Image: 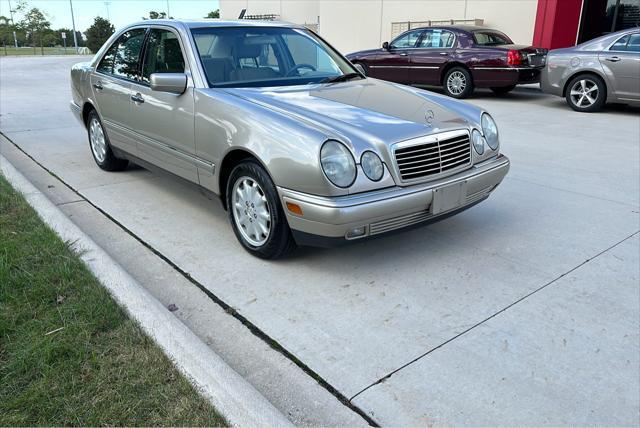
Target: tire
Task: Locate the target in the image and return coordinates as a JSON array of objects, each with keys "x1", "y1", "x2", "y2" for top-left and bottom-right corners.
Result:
[
  {"x1": 87, "y1": 110, "x2": 128, "y2": 171},
  {"x1": 443, "y1": 66, "x2": 474, "y2": 99},
  {"x1": 565, "y1": 74, "x2": 606, "y2": 112},
  {"x1": 226, "y1": 160, "x2": 296, "y2": 259},
  {"x1": 490, "y1": 85, "x2": 516, "y2": 95}
]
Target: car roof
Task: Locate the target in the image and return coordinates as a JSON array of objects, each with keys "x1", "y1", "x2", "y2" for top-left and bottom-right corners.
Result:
[
  {"x1": 407, "y1": 25, "x2": 502, "y2": 33},
  {"x1": 124, "y1": 18, "x2": 304, "y2": 30}
]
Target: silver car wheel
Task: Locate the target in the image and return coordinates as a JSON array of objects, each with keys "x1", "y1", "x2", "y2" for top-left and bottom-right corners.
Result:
[
  {"x1": 569, "y1": 79, "x2": 599, "y2": 108},
  {"x1": 232, "y1": 176, "x2": 271, "y2": 247},
  {"x1": 89, "y1": 117, "x2": 107, "y2": 163},
  {"x1": 447, "y1": 71, "x2": 466, "y2": 95}
]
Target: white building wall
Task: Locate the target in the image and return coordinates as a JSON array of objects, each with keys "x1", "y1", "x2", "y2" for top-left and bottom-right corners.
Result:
[{"x1": 219, "y1": 0, "x2": 538, "y2": 54}]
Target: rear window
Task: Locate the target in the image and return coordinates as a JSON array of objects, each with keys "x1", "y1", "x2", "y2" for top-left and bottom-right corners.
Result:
[{"x1": 473, "y1": 31, "x2": 513, "y2": 46}]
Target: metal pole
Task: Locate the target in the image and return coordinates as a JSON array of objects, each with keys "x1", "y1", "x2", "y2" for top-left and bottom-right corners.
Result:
[
  {"x1": 69, "y1": 0, "x2": 79, "y2": 53},
  {"x1": 166, "y1": 0, "x2": 170, "y2": 18},
  {"x1": 7, "y1": 0, "x2": 15, "y2": 25}
]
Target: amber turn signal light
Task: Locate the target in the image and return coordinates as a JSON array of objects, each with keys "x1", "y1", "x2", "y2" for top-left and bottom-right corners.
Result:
[{"x1": 286, "y1": 202, "x2": 303, "y2": 216}]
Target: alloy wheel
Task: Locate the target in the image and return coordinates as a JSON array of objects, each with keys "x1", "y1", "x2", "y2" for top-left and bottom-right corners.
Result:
[
  {"x1": 447, "y1": 71, "x2": 466, "y2": 95},
  {"x1": 89, "y1": 117, "x2": 107, "y2": 163},
  {"x1": 232, "y1": 176, "x2": 271, "y2": 247},
  {"x1": 570, "y1": 79, "x2": 599, "y2": 108}
]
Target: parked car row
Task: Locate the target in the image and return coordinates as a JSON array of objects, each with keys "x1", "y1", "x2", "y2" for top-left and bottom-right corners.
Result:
[{"x1": 346, "y1": 25, "x2": 640, "y2": 112}]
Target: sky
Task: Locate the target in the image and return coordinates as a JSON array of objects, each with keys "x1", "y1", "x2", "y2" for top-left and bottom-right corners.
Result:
[{"x1": 0, "y1": 0, "x2": 220, "y2": 32}]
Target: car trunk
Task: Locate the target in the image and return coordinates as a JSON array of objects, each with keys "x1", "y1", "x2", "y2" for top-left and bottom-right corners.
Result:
[{"x1": 495, "y1": 44, "x2": 548, "y2": 67}]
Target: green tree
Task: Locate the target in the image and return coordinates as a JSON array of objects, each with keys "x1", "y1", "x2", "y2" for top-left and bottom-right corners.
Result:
[
  {"x1": 18, "y1": 7, "x2": 50, "y2": 53},
  {"x1": 84, "y1": 16, "x2": 114, "y2": 53},
  {"x1": 143, "y1": 11, "x2": 168, "y2": 20},
  {"x1": 205, "y1": 9, "x2": 220, "y2": 18}
]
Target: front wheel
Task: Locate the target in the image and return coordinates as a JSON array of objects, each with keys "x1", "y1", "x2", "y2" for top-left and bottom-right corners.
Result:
[
  {"x1": 565, "y1": 75, "x2": 606, "y2": 112},
  {"x1": 443, "y1": 67, "x2": 474, "y2": 99},
  {"x1": 226, "y1": 160, "x2": 296, "y2": 259}
]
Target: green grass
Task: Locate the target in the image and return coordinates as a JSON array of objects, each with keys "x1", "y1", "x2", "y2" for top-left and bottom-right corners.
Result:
[
  {"x1": 0, "y1": 46, "x2": 91, "y2": 56},
  {"x1": 0, "y1": 175, "x2": 226, "y2": 426}
]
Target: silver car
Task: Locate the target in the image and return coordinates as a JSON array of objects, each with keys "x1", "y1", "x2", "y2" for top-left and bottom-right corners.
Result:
[
  {"x1": 541, "y1": 28, "x2": 640, "y2": 112},
  {"x1": 70, "y1": 20, "x2": 509, "y2": 259}
]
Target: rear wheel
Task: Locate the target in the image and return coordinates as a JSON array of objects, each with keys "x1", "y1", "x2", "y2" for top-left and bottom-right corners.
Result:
[
  {"x1": 443, "y1": 66, "x2": 474, "y2": 99},
  {"x1": 490, "y1": 85, "x2": 516, "y2": 95},
  {"x1": 226, "y1": 160, "x2": 296, "y2": 259},
  {"x1": 87, "y1": 110, "x2": 128, "y2": 171},
  {"x1": 565, "y1": 74, "x2": 606, "y2": 112}
]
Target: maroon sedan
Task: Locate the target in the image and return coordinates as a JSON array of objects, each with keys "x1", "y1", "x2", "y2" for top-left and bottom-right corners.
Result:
[{"x1": 346, "y1": 26, "x2": 547, "y2": 99}]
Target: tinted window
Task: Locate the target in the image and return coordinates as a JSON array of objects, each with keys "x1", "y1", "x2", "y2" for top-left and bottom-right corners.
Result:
[
  {"x1": 473, "y1": 31, "x2": 513, "y2": 46},
  {"x1": 191, "y1": 27, "x2": 356, "y2": 88},
  {"x1": 390, "y1": 30, "x2": 421, "y2": 48},
  {"x1": 97, "y1": 42, "x2": 118, "y2": 74},
  {"x1": 142, "y1": 29, "x2": 186, "y2": 84},
  {"x1": 112, "y1": 29, "x2": 146, "y2": 80},
  {"x1": 418, "y1": 29, "x2": 455, "y2": 48},
  {"x1": 610, "y1": 34, "x2": 630, "y2": 50},
  {"x1": 625, "y1": 33, "x2": 640, "y2": 52}
]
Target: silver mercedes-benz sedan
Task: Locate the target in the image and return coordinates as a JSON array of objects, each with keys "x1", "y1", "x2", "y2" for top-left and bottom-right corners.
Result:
[
  {"x1": 541, "y1": 28, "x2": 640, "y2": 112},
  {"x1": 70, "y1": 19, "x2": 509, "y2": 259}
]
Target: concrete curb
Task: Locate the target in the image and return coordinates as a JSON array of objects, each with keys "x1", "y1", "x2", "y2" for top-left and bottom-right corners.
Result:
[{"x1": 0, "y1": 154, "x2": 293, "y2": 428}]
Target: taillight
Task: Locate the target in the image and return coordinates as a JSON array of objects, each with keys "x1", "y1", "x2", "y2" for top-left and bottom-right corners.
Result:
[{"x1": 507, "y1": 50, "x2": 523, "y2": 66}]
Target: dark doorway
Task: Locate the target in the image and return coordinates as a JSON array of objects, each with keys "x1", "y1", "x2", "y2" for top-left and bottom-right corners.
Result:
[{"x1": 578, "y1": 0, "x2": 640, "y2": 43}]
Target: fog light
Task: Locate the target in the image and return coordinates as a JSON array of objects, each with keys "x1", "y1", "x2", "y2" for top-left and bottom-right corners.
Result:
[{"x1": 345, "y1": 226, "x2": 367, "y2": 239}]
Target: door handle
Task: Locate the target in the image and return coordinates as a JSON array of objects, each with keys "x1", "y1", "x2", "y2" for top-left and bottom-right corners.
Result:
[
  {"x1": 606, "y1": 56, "x2": 621, "y2": 62},
  {"x1": 439, "y1": 52, "x2": 449, "y2": 56},
  {"x1": 399, "y1": 52, "x2": 408, "y2": 56},
  {"x1": 131, "y1": 93, "x2": 144, "y2": 104},
  {"x1": 92, "y1": 81, "x2": 103, "y2": 90}
]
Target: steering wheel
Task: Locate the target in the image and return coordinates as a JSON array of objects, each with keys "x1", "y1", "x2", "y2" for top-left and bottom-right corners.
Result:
[{"x1": 286, "y1": 63, "x2": 317, "y2": 77}]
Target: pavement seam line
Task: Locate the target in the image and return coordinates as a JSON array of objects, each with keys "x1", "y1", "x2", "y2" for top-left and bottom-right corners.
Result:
[
  {"x1": 348, "y1": 229, "x2": 640, "y2": 402},
  {"x1": 0, "y1": 153, "x2": 293, "y2": 428},
  {"x1": 0, "y1": 132, "x2": 380, "y2": 427}
]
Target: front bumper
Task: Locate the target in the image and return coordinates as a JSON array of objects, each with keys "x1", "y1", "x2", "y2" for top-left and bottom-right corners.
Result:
[{"x1": 279, "y1": 154, "x2": 510, "y2": 247}]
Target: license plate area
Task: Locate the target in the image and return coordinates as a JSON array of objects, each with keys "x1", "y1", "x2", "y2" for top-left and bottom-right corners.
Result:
[{"x1": 431, "y1": 181, "x2": 467, "y2": 215}]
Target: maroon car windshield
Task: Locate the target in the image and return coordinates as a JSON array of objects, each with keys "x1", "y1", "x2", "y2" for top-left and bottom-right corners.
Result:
[{"x1": 472, "y1": 31, "x2": 513, "y2": 46}]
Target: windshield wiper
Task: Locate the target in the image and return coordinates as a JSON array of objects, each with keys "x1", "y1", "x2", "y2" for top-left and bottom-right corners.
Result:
[{"x1": 319, "y1": 73, "x2": 363, "y2": 84}]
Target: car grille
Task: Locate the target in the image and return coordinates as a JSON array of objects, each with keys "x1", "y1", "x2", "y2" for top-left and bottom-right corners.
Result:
[{"x1": 394, "y1": 132, "x2": 471, "y2": 182}]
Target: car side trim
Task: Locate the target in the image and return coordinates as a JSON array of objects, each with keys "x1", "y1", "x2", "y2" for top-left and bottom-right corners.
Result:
[
  {"x1": 370, "y1": 65, "x2": 439, "y2": 69},
  {"x1": 105, "y1": 120, "x2": 215, "y2": 173}
]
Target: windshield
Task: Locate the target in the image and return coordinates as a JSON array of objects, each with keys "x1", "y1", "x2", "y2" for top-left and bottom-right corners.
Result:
[
  {"x1": 472, "y1": 31, "x2": 513, "y2": 46},
  {"x1": 191, "y1": 26, "x2": 359, "y2": 88}
]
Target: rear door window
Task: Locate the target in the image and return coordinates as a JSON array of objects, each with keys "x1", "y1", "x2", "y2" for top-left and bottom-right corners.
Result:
[
  {"x1": 112, "y1": 28, "x2": 147, "y2": 81},
  {"x1": 610, "y1": 35, "x2": 630, "y2": 51},
  {"x1": 418, "y1": 29, "x2": 455, "y2": 48}
]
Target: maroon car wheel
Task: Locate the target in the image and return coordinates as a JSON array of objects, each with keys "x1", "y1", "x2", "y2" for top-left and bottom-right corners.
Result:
[{"x1": 443, "y1": 67, "x2": 474, "y2": 99}]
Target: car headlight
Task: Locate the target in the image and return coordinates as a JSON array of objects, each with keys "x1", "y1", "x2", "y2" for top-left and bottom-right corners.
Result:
[
  {"x1": 320, "y1": 140, "x2": 356, "y2": 188},
  {"x1": 481, "y1": 113, "x2": 499, "y2": 150},
  {"x1": 472, "y1": 129, "x2": 485, "y2": 155},
  {"x1": 361, "y1": 151, "x2": 383, "y2": 181}
]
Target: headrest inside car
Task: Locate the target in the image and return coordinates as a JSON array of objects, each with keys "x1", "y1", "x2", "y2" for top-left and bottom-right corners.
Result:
[{"x1": 235, "y1": 43, "x2": 262, "y2": 59}]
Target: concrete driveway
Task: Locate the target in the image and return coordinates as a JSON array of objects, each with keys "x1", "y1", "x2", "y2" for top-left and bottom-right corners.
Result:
[{"x1": 1, "y1": 56, "x2": 638, "y2": 426}]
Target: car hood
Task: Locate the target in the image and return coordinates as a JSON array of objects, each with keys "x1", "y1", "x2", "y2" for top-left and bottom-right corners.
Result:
[{"x1": 222, "y1": 78, "x2": 472, "y2": 146}]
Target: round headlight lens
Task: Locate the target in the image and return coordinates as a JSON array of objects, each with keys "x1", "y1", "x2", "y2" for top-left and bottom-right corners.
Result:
[
  {"x1": 481, "y1": 113, "x2": 499, "y2": 150},
  {"x1": 472, "y1": 129, "x2": 485, "y2": 155},
  {"x1": 361, "y1": 151, "x2": 384, "y2": 181},
  {"x1": 320, "y1": 140, "x2": 356, "y2": 188}
]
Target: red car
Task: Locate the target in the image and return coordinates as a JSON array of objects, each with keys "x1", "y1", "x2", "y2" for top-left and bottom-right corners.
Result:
[{"x1": 346, "y1": 25, "x2": 547, "y2": 99}]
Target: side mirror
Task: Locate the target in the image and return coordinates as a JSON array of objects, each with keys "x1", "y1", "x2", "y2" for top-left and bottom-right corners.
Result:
[
  {"x1": 382, "y1": 41, "x2": 389, "y2": 50},
  {"x1": 150, "y1": 73, "x2": 187, "y2": 94}
]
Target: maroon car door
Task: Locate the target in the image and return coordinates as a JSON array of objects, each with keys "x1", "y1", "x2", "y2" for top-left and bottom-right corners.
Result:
[
  {"x1": 409, "y1": 29, "x2": 457, "y2": 85},
  {"x1": 369, "y1": 30, "x2": 421, "y2": 84}
]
